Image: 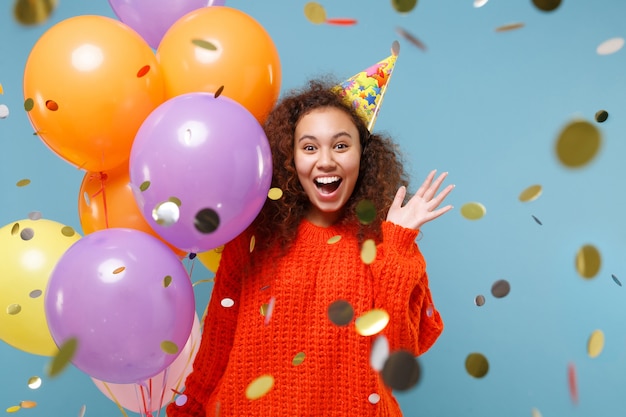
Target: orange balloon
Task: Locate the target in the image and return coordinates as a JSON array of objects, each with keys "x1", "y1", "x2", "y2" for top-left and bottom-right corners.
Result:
[
  {"x1": 156, "y1": 6, "x2": 281, "y2": 123},
  {"x1": 23, "y1": 15, "x2": 165, "y2": 172},
  {"x1": 78, "y1": 164, "x2": 186, "y2": 258}
]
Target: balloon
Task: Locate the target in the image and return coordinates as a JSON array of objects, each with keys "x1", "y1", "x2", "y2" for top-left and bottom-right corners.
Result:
[
  {"x1": 92, "y1": 313, "x2": 201, "y2": 414},
  {"x1": 129, "y1": 93, "x2": 272, "y2": 253},
  {"x1": 108, "y1": 0, "x2": 226, "y2": 50},
  {"x1": 197, "y1": 245, "x2": 223, "y2": 273},
  {"x1": 0, "y1": 218, "x2": 81, "y2": 356},
  {"x1": 156, "y1": 6, "x2": 281, "y2": 123},
  {"x1": 44, "y1": 228, "x2": 195, "y2": 383},
  {"x1": 78, "y1": 164, "x2": 187, "y2": 258},
  {"x1": 23, "y1": 15, "x2": 165, "y2": 172}
]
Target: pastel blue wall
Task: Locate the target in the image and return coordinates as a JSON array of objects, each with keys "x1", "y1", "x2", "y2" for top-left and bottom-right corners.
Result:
[{"x1": 2, "y1": 1, "x2": 625, "y2": 416}]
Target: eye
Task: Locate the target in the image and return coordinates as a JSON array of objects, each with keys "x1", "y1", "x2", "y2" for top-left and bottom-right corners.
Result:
[
  {"x1": 303, "y1": 144, "x2": 316, "y2": 152},
  {"x1": 335, "y1": 143, "x2": 348, "y2": 150}
]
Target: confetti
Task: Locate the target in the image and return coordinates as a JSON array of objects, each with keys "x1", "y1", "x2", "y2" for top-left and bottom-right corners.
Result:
[
  {"x1": 381, "y1": 350, "x2": 421, "y2": 391},
  {"x1": 532, "y1": 0, "x2": 561, "y2": 12},
  {"x1": 161, "y1": 340, "x2": 179, "y2": 355},
  {"x1": 531, "y1": 215, "x2": 543, "y2": 225},
  {"x1": 214, "y1": 85, "x2": 224, "y2": 98},
  {"x1": 368, "y1": 393, "x2": 381, "y2": 404},
  {"x1": 327, "y1": 299, "x2": 354, "y2": 326},
  {"x1": 16, "y1": 178, "x2": 31, "y2": 187},
  {"x1": 163, "y1": 275, "x2": 173, "y2": 287},
  {"x1": 292, "y1": 352, "x2": 306, "y2": 366},
  {"x1": 611, "y1": 274, "x2": 622, "y2": 286},
  {"x1": 575, "y1": 244, "x2": 601, "y2": 279},
  {"x1": 597, "y1": 37, "x2": 624, "y2": 55},
  {"x1": 13, "y1": 0, "x2": 58, "y2": 25},
  {"x1": 491, "y1": 279, "x2": 510, "y2": 298},
  {"x1": 495, "y1": 22, "x2": 525, "y2": 32},
  {"x1": 221, "y1": 298, "x2": 235, "y2": 308},
  {"x1": 27, "y1": 376, "x2": 42, "y2": 389},
  {"x1": 326, "y1": 18, "x2": 358, "y2": 26},
  {"x1": 568, "y1": 362, "x2": 578, "y2": 404},
  {"x1": 473, "y1": 0, "x2": 488, "y2": 7},
  {"x1": 595, "y1": 110, "x2": 609, "y2": 123},
  {"x1": 268, "y1": 187, "x2": 283, "y2": 200},
  {"x1": 460, "y1": 202, "x2": 486, "y2": 220},
  {"x1": 195, "y1": 208, "x2": 220, "y2": 233},
  {"x1": 303, "y1": 2, "x2": 326, "y2": 24},
  {"x1": 45, "y1": 100, "x2": 59, "y2": 111},
  {"x1": 136, "y1": 65, "x2": 151, "y2": 77},
  {"x1": 139, "y1": 181, "x2": 151, "y2": 191},
  {"x1": 0, "y1": 104, "x2": 9, "y2": 119},
  {"x1": 587, "y1": 329, "x2": 605, "y2": 358},
  {"x1": 245, "y1": 375, "x2": 275, "y2": 400},
  {"x1": 47, "y1": 337, "x2": 78, "y2": 377},
  {"x1": 327, "y1": 235, "x2": 342, "y2": 244},
  {"x1": 360, "y1": 239, "x2": 377, "y2": 264},
  {"x1": 19, "y1": 401, "x2": 36, "y2": 409},
  {"x1": 465, "y1": 352, "x2": 489, "y2": 378},
  {"x1": 555, "y1": 120, "x2": 601, "y2": 168},
  {"x1": 356, "y1": 199, "x2": 376, "y2": 225},
  {"x1": 355, "y1": 309, "x2": 389, "y2": 336},
  {"x1": 191, "y1": 39, "x2": 217, "y2": 50},
  {"x1": 370, "y1": 335, "x2": 390, "y2": 372},
  {"x1": 391, "y1": 0, "x2": 418, "y2": 13},
  {"x1": 395, "y1": 27, "x2": 427, "y2": 51},
  {"x1": 152, "y1": 201, "x2": 180, "y2": 226},
  {"x1": 474, "y1": 295, "x2": 485, "y2": 306},
  {"x1": 519, "y1": 184, "x2": 542, "y2": 202}
]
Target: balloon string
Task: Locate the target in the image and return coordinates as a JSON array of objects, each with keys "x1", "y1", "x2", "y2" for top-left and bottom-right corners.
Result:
[
  {"x1": 101, "y1": 172, "x2": 110, "y2": 229},
  {"x1": 156, "y1": 366, "x2": 169, "y2": 417},
  {"x1": 101, "y1": 382, "x2": 130, "y2": 417},
  {"x1": 139, "y1": 382, "x2": 150, "y2": 416}
]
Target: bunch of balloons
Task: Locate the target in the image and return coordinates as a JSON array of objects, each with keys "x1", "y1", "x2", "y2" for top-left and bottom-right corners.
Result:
[{"x1": 3, "y1": 0, "x2": 282, "y2": 414}]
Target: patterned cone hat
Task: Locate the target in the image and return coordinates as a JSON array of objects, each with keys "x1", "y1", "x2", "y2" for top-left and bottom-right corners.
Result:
[{"x1": 335, "y1": 41, "x2": 400, "y2": 132}]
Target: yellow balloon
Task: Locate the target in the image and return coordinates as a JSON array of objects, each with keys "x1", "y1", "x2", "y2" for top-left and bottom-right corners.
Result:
[
  {"x1": 197, "y1": 245, "x2": 224, "y2": 273},
  {"x1": 0, "y1": 218, "x2": 81, "y2": 356}
]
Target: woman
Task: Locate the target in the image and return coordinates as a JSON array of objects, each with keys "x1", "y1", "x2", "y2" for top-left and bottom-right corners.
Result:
[{"x1": 167, "y1": 79, "x2": 454, "y2": 417}]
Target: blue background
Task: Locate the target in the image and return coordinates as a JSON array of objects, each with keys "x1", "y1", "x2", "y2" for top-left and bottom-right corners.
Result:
[{"x1": 2, "y1": 1, "x2": 625, "y2": 416}]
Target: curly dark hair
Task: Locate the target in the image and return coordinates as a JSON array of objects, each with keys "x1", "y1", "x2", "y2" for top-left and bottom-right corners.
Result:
[{"x1": 251, "y1": 77, "x2": 410, "y2": 252}]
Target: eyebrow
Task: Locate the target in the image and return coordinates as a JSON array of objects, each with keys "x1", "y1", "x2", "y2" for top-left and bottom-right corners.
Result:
[{"x1": 297, "y1": 131, "x2": 354, "y2": 143}]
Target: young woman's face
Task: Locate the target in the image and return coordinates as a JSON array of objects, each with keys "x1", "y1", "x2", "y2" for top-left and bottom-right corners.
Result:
[{"x1": 294, "y1": 106, "x2": 362, "y2": 227}]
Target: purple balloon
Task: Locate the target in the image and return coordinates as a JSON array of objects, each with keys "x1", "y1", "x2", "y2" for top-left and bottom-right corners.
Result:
[
  {"x1": 129, "y1": 92, "x2": 272, "y2": 253},
  {"x1": 44, "y1": 228, "x2": 195, "y2": 384},
  {"x1": 108, "y1": 0, "x2": 226, "y2": 49}
]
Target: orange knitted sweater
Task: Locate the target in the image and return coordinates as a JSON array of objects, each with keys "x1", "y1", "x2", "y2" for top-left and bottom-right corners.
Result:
[{"x1": 166, "y1": 220, "x2": 443, "y2": 417}]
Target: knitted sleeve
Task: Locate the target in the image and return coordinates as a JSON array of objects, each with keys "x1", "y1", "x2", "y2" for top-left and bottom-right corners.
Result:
[
  {"x1": 166, "y1": 232, "x2": 249, "y2": 417},
  {"x1": 370, "y1": 221, "x2": 444, "y2": 356}
]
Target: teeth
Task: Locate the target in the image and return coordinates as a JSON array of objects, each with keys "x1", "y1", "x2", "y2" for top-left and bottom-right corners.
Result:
[{"x1": 315, "y1": 176, "x2": 341, "y2": 184}]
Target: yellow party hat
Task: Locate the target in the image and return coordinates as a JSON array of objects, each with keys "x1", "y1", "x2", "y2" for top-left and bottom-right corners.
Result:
[{"x1": 335, "y1": 41, "x2": 400, "y2": 132}]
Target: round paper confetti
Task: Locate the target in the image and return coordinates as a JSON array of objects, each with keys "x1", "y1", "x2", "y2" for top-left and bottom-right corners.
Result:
[
  {"x1": 29, "y1": 289, "x2": 42, "y2": 298},
  {"x1": 519, "y1": 184, "x2": 542, "y2": 202},
  {"x1": 136, "y1": 65, "x2": 150, "y2": 78},
  {"x1": 597, "y1": 37, "x2": 625, "y2": 55},
  {"x1": 531, "y1": 407, "x2": 543, "y2": 417},
  {"x1": 356, "y1": 199, "x2": 377, "y2": 225},
  {"x1": 161, "y1": 340, "x2": 179, "y2": 355},
  {"x1": 292, "y1": 352, "x2": 306, "y2": 366},
  {"x1": 163, "y1": 275, "x2": 173, "y2": 287},
  {"x1": 395, "y1": 27, "x2": 427, "y2": 51},
  {"x1": 16, "y1": 179, "x2": 31, "y2": 187},
  {"x1": 576, "y1": 244, "x2": 601, "y2": 279},
  {"x1": 6, "y1": 406, "x2": 20, "y2": 413},
  {"x1": 7, "y1": 304, "x2": 21, "y2": 315},
  {"x1": 460, "y1": 202, "x2": 486, "y2": 220},
  {"x1": 0, "y1": 104, "x2": 9, "y2": 119},
  {"x1": 370, "y1": 335, "x2": 390, "y2": 371},
  {"x1": 245, "y1": 374, "x2": 275, "y2": 400},
  {"x1": 28, "y1": 211, "x2": 42, "y2": 220},
  {"x1": 555, "y1": 120, "x2": 601, "y2": 168},
  {"x1": 78, "y1": 405, "x2": 86, "y2": 417},
  {"x1": 191, "y1": 39, "x2": 217, "y2": 50},
  {"x1": 175, "y1": 395, "x2": 188, "y2": 406},
  {"x1": 475, "y1": 295, "x2": 485, "y2": 307},
  {"x1": 221, "y1": 298, "x2": 235, "y2": 308},
  {"x1": 250, "y1": 235, "x2": 256, "y2": 253},
  {"x1": 195, "y1": 208, "x2": 220, "y2": 233},
  {"x1": 355, "y1": 309, "x2": 390, "y2": 336},
  {"x1": 611, "y1": 274, "x2": 622, "y2": 286},
  {"x1": 13, "y1": 0, "x2": 58, "y2": 25},
  {"x1": 595, "y1": 110, "x2": 609, "y2": 123},
  {"x1": 20, "y1": 228, "x2": 35, "y2": 241},
  {"x1": 495, "y1": 22, "x2": 524, "y2": 32},
  {"x1": 368, "y1": 393, "x2": 381, "y2": 404},
  {"x1": 214, "y1": 85, "x2": 224, "y2": 98},
  {"x1": 152, "y1": 201, "x2": 180, "y2": 226},
  {"x1": 61, "y1": 226, "x2": 76, "y2": 237},
  {"x1": 381, "y1": 350, "x2": 421, "y2": 391},
  {"x1": 47, "y1": 337, "x2": 78, "y2": 377},
  {"x1": 531, "y1": 215, "x2": 543, "y2": 225},
  {"x1": 532, "y1": 0, "x2": 561, "y2": 12},
  {"x1": 568, "y1": 362, "x2": 578, "y2": 404},
  {"x1": 304, "y1": 2, "x2": 326, "y2": 24},
  {"x1": 268, "y1": 187, "x2": 283, "y2": 200},
  {"x1": 19, "y1": 401, "x2": 36, "y2": 409},
  {"x1": 361, "y1": 239, "x2": 377, "y2": 264},
  {"x1": 473, "y1": 0, "x2": 488, "y2": 7},
  {"x1": 328, "y1": 299, "x2": 354, "y2": 326},
  {"x1": 465, "y1": 352, "x2": 489, "y2": 378},
  {"x1": 327, "y1": 235, "x2": 342, "y2": 244},
  {"x1": 587, "y1": 329, "x2": 604, "y2": 358},
  {"x1": 391, "y1": 0, "x2": 418, "y2": 13},
  {"x1": 491, "y1": 279, "x2": 510, "y2": 298},
  {"x1": 27, "y1": 376, "x2": 42, "y2": 389}
]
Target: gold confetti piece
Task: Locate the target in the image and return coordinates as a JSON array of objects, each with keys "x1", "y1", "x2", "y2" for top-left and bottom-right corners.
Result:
[
  {"x1": 195, "y1": 208, "x2": 220, "y2": 234},
  {"x1": 495, "y1": 22, "x2": 525, "y2": 32},
  {"x1": 169, "y1": 196, "x2": 182, "y2": 206},
  {"x1": 78, "y1": 405, "x2": 86, "y2": 417},
  {"x1": 475, "y1": 295, "x2": 485, "y2": 306},
  {"x1": 7, "y1": 304, "x2": 22, "y2": 315},
  {"x1": 267, "y1": 187, "x2": 283, "y2": 200},
  {"x1": 153, "y1": 201, "x2": 180, "y2": 226},
  {"x1": 391, "y1": 0, "x2": 418, "y2": 13},
  {"x1": 395, "y1": 27, "x2": 427, "y2": 51},
  {"x1": 597, "y1": 37, "x2": 624, "y2": 55},
  {"x1": 460, "y1": 202, "x2": 486, "y2": 220},
  {"x1": 381, "y1": 350, "x2": 421, "y2": 391},
  {"x1": 192, "y1": 278, "x2": 214, "y2": 287},
  {"x1": 260, "y1": 303, "x2": 268, "y2": 316},
  {"x1": 191, "y1": 39, "x2": 217, "y2": 50},
  {"x1": 555, "y1": 119, "x2": 601, "y2": 168},
  {"x1": 163, "y1": 275, "x2": 173, "y2": 287},
  {"x1": 136, "y1": 65, "x2": 151, "y2": 78},
  {"x1": 587, "y1": 329, "x2": 605, "y2": 358},
  {"x1": 245, "y1": 374, "x2": 274, "y2": 400},
  {"x1": 361, "y1": 239, "x2": 377, "y2": 264},
  {"x1": 47, "y1": 337, "x2": 78, "y2": 378},
  {"x1": 161, "y1": 340, "x2": 179, "y2": 355},
  {"x1": 292, "y1": 352, "x2": 306, "y2": 366},
  {"x1": 112, "y1": 266, "x2": 125, "y2": 274},
  {"x1": 139, "y1": 181, "x2": 151, "y2": 191},
  {"x1": 576, "y1": 244, "x2": 601, "y2": 279},
  {"x1": 20, "y1": 228, "x2": 34, "y2": 241},
  {"x1": 531, "y1": 407, "x2": 543, "y2": 417},
  {"x1": 16, "y1": 178, "x2": 31, "y2": 187},
  {"x1": 250, "y1": 235, "x2": 256, "y2": 253},
  {"x1": 24, "y1": 98, "x2": 34, "y2": 111},
  {"x1": 491, "y1": 279, "x2": 510, "y2": 298},
  {"x1": 11, "y1": 223, "x2": 19, "y2": 235},
  {"x1": 327, "y1": 235, "x2": 342, "y2": 244},
  {"x1": 61, "y1": 226, "x2": 76, "y2": 237},
  {"x1": 214, "y1": 85, "x2": 224, "y2": 98},
  {"x1": 6, "y1": 406, "x2": 20, "y2": 413},
  {"x1": 532, "y1": 0, "x2": 561, "y2": 11},
  {"x1": 519, "y1": 184, "x2": 542, "y2": 202},
  {"x1": 27, "y1": 376, "x2": 42, "y2": 389},
  {"x1": 356, "y1": 199, "x2": 376, "y2": 225},
  {"x1": 303, "y1": 2, "x2": 326, "y2": 24},
  {"x1": 19, "y1": 401, "x2": 36, "y2": 409},
  {"x1": 45, "y1": 100, "x2": 58, "y2": 111},
  {"x1": 355, "y1": 308, "x2": 389, "y2": 336},
  {"x1": 465, "y1": 352, "x2": 489, "y2": 378},
  {"x1": 328, "y1": 299, "x2": 354, "y2": 326},
  {"x1": 595, "y1": 110, "x2": 609, "y2": 123},
  {"x1": 13, "y1": 0, "x2": 58, "y2": 25},
  {"x1": 0, "y1": 83, "x2": 3, "y2": 94}
]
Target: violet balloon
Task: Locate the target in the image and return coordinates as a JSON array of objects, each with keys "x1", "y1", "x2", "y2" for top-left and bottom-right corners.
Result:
[
  {"x1": 44, "y1": 228, "x2": 195, "y2": 384},
  {"x1": 129, "y1": 92, "x2": 272, "y2": 253},
  {"x1": 108, "y1": 0, "x2": 226, "y2": 49}
]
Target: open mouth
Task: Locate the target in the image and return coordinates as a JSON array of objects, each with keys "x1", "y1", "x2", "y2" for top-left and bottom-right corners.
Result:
[{"x1": 315, "y1": 176, "x2": 342, "y2": 194}]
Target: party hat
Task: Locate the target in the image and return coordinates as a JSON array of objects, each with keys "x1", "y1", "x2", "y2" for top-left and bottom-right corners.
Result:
[{"x1": 335, "y1": 41, "x2": 400, "y2": 132}]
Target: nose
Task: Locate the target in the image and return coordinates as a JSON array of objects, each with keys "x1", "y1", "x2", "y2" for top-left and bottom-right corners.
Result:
[{"x1": 316, "y1": 148, "x2": 336, "y2": 170}]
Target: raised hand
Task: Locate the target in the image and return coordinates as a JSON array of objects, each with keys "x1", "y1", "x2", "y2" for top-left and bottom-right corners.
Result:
[{"x1": 386, "y1": 169, "x2": 454, "y2": 231}]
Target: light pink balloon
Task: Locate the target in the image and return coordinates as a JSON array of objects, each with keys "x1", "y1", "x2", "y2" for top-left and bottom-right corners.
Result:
[{"x1": 91, "y1": 313, "x2": 201, "y2": 413}]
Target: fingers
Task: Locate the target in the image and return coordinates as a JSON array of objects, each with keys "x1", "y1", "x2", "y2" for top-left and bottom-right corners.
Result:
[
  {"x1": 423, "y1": 171, "x2": 449, "y2": 201},
  {"x1": 392, "y1": 185, "x2": 407, "y2": 208},
  {"x1": 415, "y1": 169, "x2": 437, "y2": 197}
]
